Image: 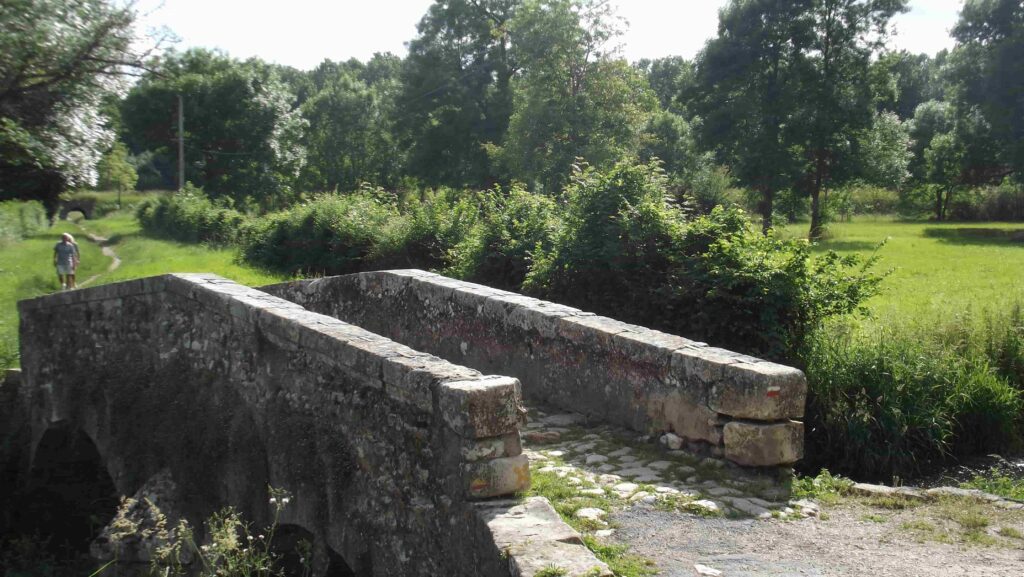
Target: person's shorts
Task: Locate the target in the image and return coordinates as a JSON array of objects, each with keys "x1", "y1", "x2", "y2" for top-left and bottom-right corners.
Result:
[{"x1": 56, "y1": 264, "x2": 74, "y2": 275}]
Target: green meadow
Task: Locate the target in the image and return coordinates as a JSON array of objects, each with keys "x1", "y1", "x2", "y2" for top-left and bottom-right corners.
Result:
[
  {"x1": 0, "y1": 204, "x2": 284, "y2": 369},
  {"x1": 782, "y1": 217, "x2": 1024, "y2": 326}
]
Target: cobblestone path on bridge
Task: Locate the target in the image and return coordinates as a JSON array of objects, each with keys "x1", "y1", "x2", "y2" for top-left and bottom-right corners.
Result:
[{"x1": 522, "y1": 406, "x2": 1024, "y2": 577}]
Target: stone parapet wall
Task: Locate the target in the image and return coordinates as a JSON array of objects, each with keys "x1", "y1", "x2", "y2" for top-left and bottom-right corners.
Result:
[
  {"x1": 14, "y1": 274, "x2": 554, "y2": 575},
  {"x1": 264, "y1": 270, "x2": 806, "y2": 467}
]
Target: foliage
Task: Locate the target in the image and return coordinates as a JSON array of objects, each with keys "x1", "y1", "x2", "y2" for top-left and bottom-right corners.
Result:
[
  {"x1": 827, "y1": 183, "x2": 900, "y2": 220},
  {"x1": 398, "y1": 0, "x2": 518, "y2": 189},
  {"x1": 792, "y1": 0, "x2": 910, "y2": 240},
  {"x1": 447, "y1": 184, "x2": 559, "y2": 290},
  {"x1": 961, "y1": 469, "x2": 1024, "y2": 501},
  {"x1": 240, "y1": 191, "x2": 404, "y2": 276},
  {"x1": 0, "y1": 200, "x2": 46, "y2": 244},
  {"x1": 121, "y1": 49, "x2": 307, "y2": 210},
  {"x1": 801, "y1": 317, "x2": 1024, "y2": 480},
  {"x1": 949, "y1": 0, "x2": 1024, "y2": 178},
  {"x1": 525, "y1": 160, "x2": 885, "y2": 358},
  {"x1": 374, "y1": 187, "x2": 481, "y2": 271},
  {"x1": 499, "y1": 0, "x2": 656, "y2": 192},
  {"x1": 96, "y1": 142, "x2": 139, "y2": 193},
  {"x1": 792, "y1": 469, "x2": 854, "y2": 505},
  {"x1": 0, "y1": 0, "x2": 143, "y2": 212},
  {"x1": 692, "y1": 0, "x2": 808, "y2": 232},
  {"x1": 299, "y1": 65, "x2": 401, "y2": 192},
  {"x1": 855, "y1": 111, "x2": 913, "y2": 190},
  {"x1": 137, "y1": 184, "x2": 249, "y2": 245}
]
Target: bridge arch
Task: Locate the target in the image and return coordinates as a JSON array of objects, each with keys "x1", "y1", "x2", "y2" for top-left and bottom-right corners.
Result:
[{"x1": 23, "y1": 422, "x2": 119, "y2": 559}]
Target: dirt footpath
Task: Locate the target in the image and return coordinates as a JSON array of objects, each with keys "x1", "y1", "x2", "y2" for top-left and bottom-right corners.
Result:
[{"x1": 612, "y1": 500, "x2": 1024, "y2": 577}]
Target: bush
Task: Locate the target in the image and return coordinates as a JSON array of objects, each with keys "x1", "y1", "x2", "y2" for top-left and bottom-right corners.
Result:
[
  {"x1": 240, "y1": 191, "x2": 403, "y2": 276},
  {"x1": 137, "y1": 184, "x2": 249, "y2": 245},
  {"x1": 447, "y1": 185, "x2": 559, "y2": 290},
  {"x1": 0, "y1": 200, "x2": 46, "y2": 243},
  {"x1": 525, "y1": 161, "x2": 885, "y2": 359},
  {"x1": 948, "y1": 180, "x2": 1024, "y2": 221},
  {"x1": 828, "y1": 183, "x2": 900, "y2": 221},
  {"x1": 802, "y1": 313, "x2": 1024, "y2": 481},
  {"x1": 373, "y1": 187, "x2": 480, "y2": 271}
]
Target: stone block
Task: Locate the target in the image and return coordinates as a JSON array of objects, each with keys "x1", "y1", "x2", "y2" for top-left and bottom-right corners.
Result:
[
  {"x1": 647, "y1": 389, "x2": 721, "y2": 445},
  {"x1": 722, "y1": 420, "x2": 803, "y2": 467},
  {"x1": 464, "y1": 454, "x2": 530, "y2": 499},
  {"x1": 709, "y1": 361, "x2": 807, "y2": 420},
  {"x1": 461, "y1": 433, "x2": 522, "y2": 462},
  {"x1": 439, "y1": 377, "x2": 524, "y2": 439}
]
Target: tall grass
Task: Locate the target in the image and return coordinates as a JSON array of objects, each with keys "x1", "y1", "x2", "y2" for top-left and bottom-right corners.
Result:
[
  {"x1": 802, "y1": 308, "x2": 1024, "y2": 481},
  {"x1": 0, "y1": 200, "x2": 46, "y2": 244}
]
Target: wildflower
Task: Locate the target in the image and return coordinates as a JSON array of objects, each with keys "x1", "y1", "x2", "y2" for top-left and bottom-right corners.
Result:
[{"x1": 281, "y1": 497, "x2": 290, "y2": 505}]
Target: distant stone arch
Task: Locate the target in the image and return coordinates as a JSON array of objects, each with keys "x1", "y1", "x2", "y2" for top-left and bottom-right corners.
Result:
[{"x1": 58, "y1": 197, "x2": 97, "y2": 220}]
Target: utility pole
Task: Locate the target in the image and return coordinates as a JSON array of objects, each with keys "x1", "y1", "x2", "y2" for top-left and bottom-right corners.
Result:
[{"x1": 177, "y1": 93, "x2": 185, "y2": 191}]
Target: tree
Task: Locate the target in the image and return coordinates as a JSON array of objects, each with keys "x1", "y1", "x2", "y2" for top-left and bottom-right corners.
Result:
[
  {"x1": 693, "y1": 0, "x2": 809, "y2": 233},
  {"x1": 634, "y1": 56, "x2": 694, "y2": 115},
  {"x1": 794, "y1": 0, "x2": 909, "y2": 239},
  {"x1": 924, "y1": 132, "x2": 963, "y2": 220},
  {"x1": 97, "y1": 141, "x2": 138, "y2": 197},
  {"x1": 397, "y1": 0, "x2": 519, "y2": 188},
  {"x1": 120, "y1": 50, "x2": 307, "y2": 210},
  {"x1": 949, "y1": 0, "x2": 1024, "y2": 179},
  {"x1": 499, "y1": 0, "x2": 656, "y2": 192},
  {"x1": 908, "y1": 99, "x2": 955, "y2": 183},
  {"x1": 300, "y1": 67, "x2": 402, "y2": 192},
  {"x1": 855, "y1": 111, "x2": 912, "y2": 190},
  {"x1": 0, "y1": 0, "x2": 148, "y2": 214}
]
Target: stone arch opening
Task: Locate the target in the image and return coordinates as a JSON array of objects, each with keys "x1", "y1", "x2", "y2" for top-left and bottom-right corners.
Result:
[
  {"x1": 270, "y1": 524, "x2": 358, "y2": 577},
  {"x1": 22, "y1": 423, "x2": 119, "y2": 560},
  {"x1": 59, "y1": 205, "x2": 92, "y2": 221}
]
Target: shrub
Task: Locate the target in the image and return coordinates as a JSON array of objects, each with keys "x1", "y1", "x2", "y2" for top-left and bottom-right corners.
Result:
[
  {"x1": 948, "y1": 180, "x2": 1024, "y2": 221},
  {"x1": 801, "y1": 315, "x2": 1024, "y2": 481},
  {"x1": 373, "y1": 187, "x2": 480, "y2": 271},
  {"x1": 240, "y1": 191, "x2": 403, "y2": 276},
  {"x1": 137, "y1": 184, "x2": 248, "y2": 245},
  {"x1": 525, "y1": 161, "x2": 885, "y2": 359},
  {"x1": 0, "y1": 200, "x2": 46, "y2": 243},
  {"x1": 447, "y1": 185, "x2": 559, "y2": 290}
]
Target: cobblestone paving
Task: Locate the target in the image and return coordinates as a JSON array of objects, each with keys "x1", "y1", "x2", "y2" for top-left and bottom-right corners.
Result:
[{"x1": 523, "y1": 406, "x2": 817, "y2": 522}]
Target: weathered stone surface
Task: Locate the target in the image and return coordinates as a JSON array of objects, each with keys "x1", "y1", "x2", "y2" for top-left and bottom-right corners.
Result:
[
  {"x1": 13, "y1": 274, "x2": 535, "y2": 577},
  {"x1": 440, "y1": 377, "x2": 524, "y2": 439},
  {"x1": 477, "y1": 497, "x2": 612, "y2": 577},
  {"x1": 709, "y1": 361, "x2": 807, "y2": 420},
  {"x1": 723, "y1": 421, "x2": 804, "y2": 467},
  {"x1": 465, "y1": 454, "x2": 531, "y2": 499},
  {"x1": 263, "y1": 270, "x2": 807, "y2": 468},
  {"x1": 850, "y1": 483, "x2": 927, "y2": 500}
]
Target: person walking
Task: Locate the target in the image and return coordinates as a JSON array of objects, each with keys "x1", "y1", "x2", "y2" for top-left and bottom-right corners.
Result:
[{"x1": 54, "y1": 232, "x2": 80, "y2": 290}]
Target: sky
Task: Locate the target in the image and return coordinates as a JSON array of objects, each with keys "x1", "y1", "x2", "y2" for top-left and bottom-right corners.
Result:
[{"x1": 133, "y1": 0, "x2": 964, "y2": 71}]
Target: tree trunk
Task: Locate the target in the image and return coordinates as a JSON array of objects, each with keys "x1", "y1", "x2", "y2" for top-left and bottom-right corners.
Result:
[
  {"x1": 808, "y1": 154, "x2": 826, "y2": 241},
  {"x1": 760, "y1": 187, "x2": 774, "y2": 235},
  {"x1": 934, "y1": 187, "x2": 944, "y2": 221}
]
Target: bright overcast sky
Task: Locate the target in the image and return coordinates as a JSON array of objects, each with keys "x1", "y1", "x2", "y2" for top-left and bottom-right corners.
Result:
[{"x1": 134, "y1": 0, "x2": 963, "y2": 71}]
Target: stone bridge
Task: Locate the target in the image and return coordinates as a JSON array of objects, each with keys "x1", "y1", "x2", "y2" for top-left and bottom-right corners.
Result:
[{"x1": 1, "y1": 270, "x2": 807, "y2": 576}]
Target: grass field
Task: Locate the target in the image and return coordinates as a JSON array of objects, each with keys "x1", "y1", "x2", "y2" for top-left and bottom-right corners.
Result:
[
  {"x1": 782, "y1": 217, "x2": 1024, "y2": 325},
  {"x1": 0, "y1": 207, "x2": 285, "y2": 369}
]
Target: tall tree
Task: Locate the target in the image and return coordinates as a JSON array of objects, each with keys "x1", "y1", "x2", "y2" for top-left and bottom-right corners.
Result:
[
  {"x1": 948, "y1": 0, "x2": 1024, "y2": 180},
  {"x1": 0, "y1": 0, "x2": 148, "y2": 213},
  {"x1": 634, "y1": 56, "x2": 694, "y2": 115},
  {"x1": 398, "y1": 0, "x2": 519, "y2": 188},
  {"x1": 693, "y1": 0, "x2": 809, "y2": 233},
  {"x1": 300, "y1": 67, "x2": 402, "y2": 191},
  {"x1": 795, "y1": 0, "x2": 908, "y2": 239},
  {"x1": 499, "y1": 0, "x2": 656, "y2": 193},
  {"x1": 120, "y1": 50, "x2": 306, "y2": 210}
]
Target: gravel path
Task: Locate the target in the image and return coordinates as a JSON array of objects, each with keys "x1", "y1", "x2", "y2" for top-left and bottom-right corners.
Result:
[
  {"x1": 523, "y1": 406, "x2": 1024, "y2": 577},
  {"x1": 612, "y1": 502, "x2": 1024, "y2": 577}
]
